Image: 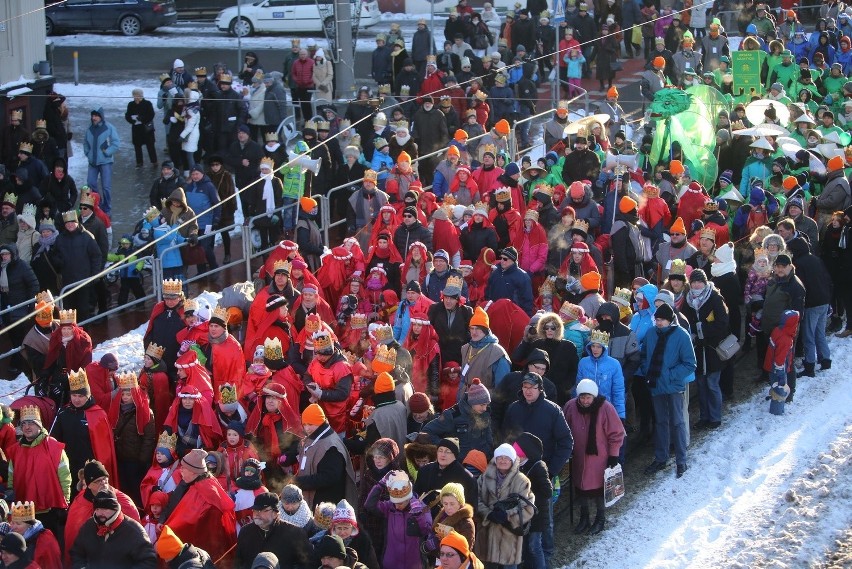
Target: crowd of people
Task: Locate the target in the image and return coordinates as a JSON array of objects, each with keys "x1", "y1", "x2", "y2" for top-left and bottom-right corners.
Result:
[{"x1": 0, "y1": 0, "x2": 851, "y2": 567}]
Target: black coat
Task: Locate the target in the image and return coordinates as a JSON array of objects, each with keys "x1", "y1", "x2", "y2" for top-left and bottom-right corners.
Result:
[
  {"x1": 516, "y1": 435, "x2": 552, "y2": 533},
  {"x1": 226, "y1": 139, "x2": 264, "y2": 190},
  {"x1": 0, "y1": 243, "x2": 39, "y2": 320},
  {"x1": 761, "y1": 268, "x2": 806, "y2": 333},
  {"x1": 31, "y1": 239, "x2": 63, "y2": 294},
  {"x1": 491, "y1": 370, "x2": 558, "y2": 433},
  {"x1": 788, "y1": 238, "x2": 833, "y2": 308},
  {"x1": 460, "y1": 223, "x2": 498, "y2": 265},
  {"x1": 70, "y1": 515, "x2": 156, "y2": 569},
  {"x1": 503, "y1": 393, "x2": 574, "y2": 476},
  {"x1": 82, "y1": 213, "x2": 109, "y2": 261},
  {"x1": 427, "y1": 302, "x2": 473, "y2": 364},
  {"x1": 412, "y1": 459, "x2": 478, "y2": 517},
  {"x1": 216, "y1": 87, "x2": 244, "y2": 135},
  {"x1": 235, "y1": 518, "x2": 312, "y2": 569},
  {"x1": 40, "y1": 167, "x2": 78, "y2": 213},
  {"x1": 394, "y1": 220, "x2": 433, "y2": 255},
  {"x1": 125, "y1": 99, "x2": 156, "y2": 146},
  {"x1": 54, "y1": 223, "x2": 102, "y2": 286},
  {"x1": 149, "y1": 174, "x2": 186, "y2": 208},
  {"x1": 512, "y1": 337, "x2": 579, "y2": 405},
  {"x1": 681, "y1": 287, "x2": 730, "y2": 375},
  {"x1": 167, "y1": 543, "x2": 216, "y2": 569}
]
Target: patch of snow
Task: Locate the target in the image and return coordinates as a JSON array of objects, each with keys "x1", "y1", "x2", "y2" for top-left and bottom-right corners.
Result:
[{"x1": 562, "y1": 336, "x2": 852, "y2": 568}]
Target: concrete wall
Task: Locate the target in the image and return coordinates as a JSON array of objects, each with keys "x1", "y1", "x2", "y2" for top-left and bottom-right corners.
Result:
[{"x1": 0, "y1": 0, "x2": 47, "y2": 87}]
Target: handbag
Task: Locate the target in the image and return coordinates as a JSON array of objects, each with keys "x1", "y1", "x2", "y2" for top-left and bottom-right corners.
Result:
[
  {"x1": 492, "y1": 493, "x2": 538, "y2": 536},
  {"x1": 180, "y1": 243, "x2": 207, "y2": 266},
  {"x1": 715, "y1": 333, "x2": 741, "y2": 361}
]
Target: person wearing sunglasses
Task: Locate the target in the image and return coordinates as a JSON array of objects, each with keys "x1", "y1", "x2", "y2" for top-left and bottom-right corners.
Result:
[{"x1": 484, "y1": 246, "x2": 534, "y2": 316}]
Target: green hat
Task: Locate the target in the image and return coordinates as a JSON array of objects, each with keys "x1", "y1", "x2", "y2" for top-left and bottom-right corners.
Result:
[
  {"x1": 720, "y1": 55, "x2": 731, "y2": 63},
  {"x1": 781, "y1": 49, "x2": 792, "y2": 58}
]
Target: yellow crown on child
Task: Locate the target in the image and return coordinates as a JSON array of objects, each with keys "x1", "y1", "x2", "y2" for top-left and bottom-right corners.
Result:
[
  {"x1": 305, "y1": 313, "x2": 322, "y2": 333},
  {"x1": 264, "y1": 337, "x2": 284, "y2": 360},
  {"x1": 10, "y1": 501, "x2": 36, "y2": 523},
  {"x1": 494, "y1": 187, "x2": 511, "y2": 203},
  {"x1": 372, "y1": 324, "x2": 394, "y2": 344},
  {"x1": 612, "y1": 287, "x2": 632, "y2": 307},
  {"x1": 19, "y1": 405, "x2": 41, "y2": 425},
  {"x1": 116, "y1": 371, "x2": 138, "y2": 390},
  {"x1": 183, "y1": 298, "x2": 199, "y2": 313},
  {"x1": 573, "y1": 219, "x2": 590, "y2": 234},
  {"x1": 753, "y1": 247, "x2": 767, "y2": 259},
  {"x1": 219, "y1": 383, "x2": 237, "y2": 404},
  {"x1": 589, "y1": 329, "x2": 610, "y2": 346},
  {"x1": 351, "y1": 313, "x2": 368, "y2": 329},
  {"x1": 539, "y1": 276, "x2": 556, "y2": 296},
  {"x1": 146, "y1": 342, "x2": 165, "y2": 360},
  {"x1": 68, "y1": 368, "x2": 89, "y2": 392},
  {"x1": 669, "y1": 259, "x2": 687, "y2": 276},
  {"x1": 18, "y1": 142, "x2": 33, "y2": 154},
  {"x1": 157, "y1": 431, "x2": 177, "y2": 451},
  {"x1": 59, "y1": 309, "x2": 77, "y2": 325},
  {"x1": 162, "y1": 279, "x2": 184, "y2": 296},
  {"x1": 374, "y1": 344, "x2": 397, "y2": 368},
  {"x1": 260, "y1": 157, "x2": 275, "y2": 170}
]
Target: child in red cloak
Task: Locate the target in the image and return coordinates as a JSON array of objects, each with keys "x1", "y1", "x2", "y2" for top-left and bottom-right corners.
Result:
[
  {"x1": 535, "y1": 277, "x2": 563, "y2": 314},
  {"x1": 639, "y1": 183, "x2": 674, "y2": 243},
  {"x1": 342, "y1": 314, "x2": 370, "y2": 354},
  {"x1": 245, "y1": 382, "x2": 304, "y2": 485},
  {"x1": 259, "y1": 239, "x2": 305, "y2": 280},
  {"x1": 369, "y1": 205, "x2": 400, "y2": 248},
  {"x1": 342, "y1": 237, "x2": 367, "y2": 273},
  {"x1": 289, "y1": 258, "x2": 323, "y2": 297},
  {"x1": 449, "y1": 166, "x2": 481, "y2": 206},
  {"x1": 403, "y1": 310, "x2": 441, "y2": 397},
  {"x1": 295, "y1": 313, "x2": 337, "y2": 356},
  {"x1": 140, "y1": 434, "x2": 183, "y2": 508},
  {"x1": 244, "y1": 295, "x2": 293, "y2": 367},
  {"x1": 240, "y1": 345, "x2": 273, "y2": 411},
  {"x1": 317, "y1": 246, "x2": 357, "y2": 310},
  {"x1": 85, "y1": 353, "x2": 118, "y2": 412},
  {"x1": 517, "y1": 209, "x2": 549, "y2": 281},
  {"x1": 468, "y1": 248, "x2": 497, "y2": 306},
  {"x1": 400, "y1": 241, "x2": 429, "y2": 288},
  {"x1": 218, "y1": 421, "x2": 260, "y2": 493},
  {"x1": 385, "y1": 153, "x2": 419, "y2": 203},
  {"x1": 678, "y1": 181, "x2": 710, "y2": 235},
  {"x1": 490, "y1": 188, "x2": 524, "y2": 248},
  {"x1": 174, "y1": 349, "x2": 214, "y2": 404},
  {"x1": 139, "y1": 345, "x2": 172, "y2": 435},
  {"x1": 366, "y1": 235, "x2": 403, "y2": 289},
  {"x1": 175, "y1": 299, "x2": 210, "y2": 352},
  {"x1": 42, "y1": 317, "x2": 93, "y2": 403},
  {"x1": 163, "y1": 384, "x2": 223, "y2": 453},
  {"x1": 418, "y1": 186, "x2": 438, "y2": 219},
  {"x1": 439, "y1": 362, "x2": 462, "y2": 412},
  {"x1": 363, "y1": 265, "x2": 392, "y2": 317},
  {"x1": 559, "y1": 240, "x2": 599, "y2": 279},
  {"x1": 232, "y1": 458, "x2": 270, "y2": 532},
  {"x1": 378, "y1": 289, "x2": 400, "y2": 323},
  {"x1": 341, "y1": 275, "x2": 371, "y2": 314},
  {"x1": 142, "y1": 490, "x2": 169, "y2": 544},
  {"x1": 431, "y1": 208, "x2": 462, "y2": 266}
]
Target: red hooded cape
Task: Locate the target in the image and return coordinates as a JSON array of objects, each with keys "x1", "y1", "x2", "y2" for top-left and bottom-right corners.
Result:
[
  {"x1": 139, "y1": 366, "x2": 171, "y2": 435},
  {"x1": 484, "y1": 298, "x2": 530, "y2": 354},
  {"x1": 400, "y1": 242, "x2": 429, "y2": 287},
  {"x1": 205, "y1": 334, "x2": 246, "y2": 402},
  {"x1": 163, "y1": 397, "x2": 224, "y2": 450},
  {"x1": 244, "y1": 395, "x2": 304, "y2": 463},
  {"x1": 107, "y1": 385, "x2": 152, "y2": 435},
  {"x1": 432, "y1": 215, "x2": 462, "y2": 260},
  {"x1": 43, "y1": 325, "x2": 93, "y2": 372},
  {"x1": 84, "y1": 362, "x2": 114, "y2": 412},
  {"x1": 403, "y1": 324, "x2": 441, "y2": 394},
  {"x1": 165, "y1": 475, "x2": 237, "y2": 566}
]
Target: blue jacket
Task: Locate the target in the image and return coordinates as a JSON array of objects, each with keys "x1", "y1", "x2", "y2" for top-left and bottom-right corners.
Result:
[
  {"x1": 83, "y1": 108, "x2": 120, "y2": 166},
  {"x1": 145, "y1": 219, "x2": 186, "y2": 269},
  {"x1": 485, "y1": 263, "x2": 534, "y2": 316},
  {"x1": 577, "y1": 344, "x2": 626, "y2": 418},
  {"x1": 370, "y1": 150, "x2": 395, "y2": 182},
  {"x1": 629, "y1": 283, "x2": 659, "y2": 347},
  {"x1": 503, "y1": 391, "x2": 574, "y2": 476},
  {"x1": 183, "y1": 174, "x2": 221, "y2": 231},
  {"x1": 740, "y1": 157, "x2": 771, "y2": 196},
  {"x1": 392, "y1": 298, "x2": 416, "y2": 343},
  {"x1": 639, "y1": 321, "x2": 696, "y2": 396}
]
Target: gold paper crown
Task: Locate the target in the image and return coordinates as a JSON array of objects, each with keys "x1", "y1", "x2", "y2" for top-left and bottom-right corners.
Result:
[
  {"x1": 187, "y1": 80, "x2": 198, "y2": 91},
  {"x1": 589, "y1": 329, "x2": 610, "y2": 346},
  {"x1": 19, "y1": 405, "x2": 41, "y2": 424},
  {"x1": 10, "y1": 501, "x2": 36, "y2": 523},
  {"x1": 116, "y1": 371, "x2": 138, "y2": 390},
  {"x1": 22, "y1": 203, "x2": 37, "y2": 218},
  {"x1": 426, "y1": 54, "x2": 437, "y2": 64},
  {"x1": 264, "y1": 337, "x2": 284, "y2": 360},
  {"x1": 10, "y1": 109, "x2": 23, "y2": 120},
  {"x1": 305, "y1": 119, "x2": 318, "y2": 131},
  {"x1": 373, "y1": 324, "x2": 394, "y2": 344},
  {"x1": 59, "y1": 309, "x2": 76, "y2": 325},
  {"x1": 162, "y1": 278, "x2": 183, "y2": 296},
  {"x1": 2, "y1": 193, "x2": 17, "y2": 206},
  {"x1": 539, "y1": 276, "x2": 556, "y2": 295},
  {"x1": 573, "y1": 219, "x2": 590, "y2": 234},
  {"x1": 40, "y1": 218, "x2": 56, "y2": 230},
  {"x1": 68, "y1": 368, "x2": 89, "y2": 392},
  {"x1": 576, "y1": 125, "x2": 589, "y2": 138},
  {"x1": 273, "y1": 259, "x2": 291, "y2": 274},
  {"x1": 312, "y1": 331, "x2": 334, "y2": 352},
  {"x1": 341, "y1": 350, "x2": 357, "y2": 364},
  {"x1": 146, "y1": 342, "x2": 165, "y2": 360},
  {"x1": 534, "y1": 183, "x2": 554, "y2": 197},
  {"x1": 211, "y1": 305, "x2": 228, "y2": 324},
  {"x1": 753, "y1": 247, "x2": 768, "y2": 259},
  {"x1": 183, "y1": 298, "x2": 199, "y2": 313},
  {"x1": 80, "y1": 191, "x2": 96, "y2": 207},
  {"x1": 264, "y1": 131, "x2": 278, "y2": 142},
  {"x1": 612, "y1": 287, "x2": 632, "y2": 306},
  {"x1": 704, "y1": 200, "x2": 719, "y2": 212},
  {"x1": 305, "y1": 313, "x2": 322, "y2": 333},
  {"x1": 446, "y1": 274, "x2": 464, "y2": 290},
  {"x1": 443, "y1": 194, "x2": 458, "y2": 206},
  {"x1": 494, "y1": 187, "x2": 511, "y2": 202},
  {"x1": 62, "y1": 210, "x2": 77, "y2": 222},
  {"x1": 18, "y1": 142, "x2": 33, "y2": 154},
  {"x1": 317, "y1": 120, "x2": 330, "y2": 130},
  {"x1": 473, "y1": 200, "x2": 489, "y2": 214},
  {"x1": 643, "y1": 184, "x2": 660, "y2": 198},
  {"x1": 35, "y1": 290, "x2": 55, "y2": 312},
  {"x1": 700, "y1": 227, "x2": 717, "y2": 241},
  {"x1": 400, "y1": 85, "x2": 411, "y2": 95},
  {"x1": 219, "y1": 383, "x2": 237, "y2": 404},
  {"x1": 669, "y1": 259, "x2": 687, "y2": 276},
  {"x1": 351, "y1": 313, "x2": 368, "y2": 329},
  {"x1": 157, "y1": 430, "x2": 177, "y2": 451},
  {"x1": 218, "y1": 73, "x2": 233, "y2": 83},
  {"x1": 482, "y1": 143, "x2": 497, "y2": 156},
  {"x1": 374, "y1": 344, "x2": 397, "y2": 368},
  {"x1": 195, "y1": 66, "x2": 207, "y2": 75},
  {"x1": 378, "y1": 83, "x2": 391, "y2": 94},
  {"x1": 314, "y1": 503, "x2": 335, "y2": 529},
  {"x1": 260, "y1": 156, "x2": 275, "y2": 170}
]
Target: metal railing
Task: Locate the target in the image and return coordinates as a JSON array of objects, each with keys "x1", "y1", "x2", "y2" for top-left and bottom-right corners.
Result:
[
  {"x1": 511, "y1": 89, "x2": 588, "y2": 159},
  {"x1": 0, "y1": 297, "x2": 39, "y2": 363}
]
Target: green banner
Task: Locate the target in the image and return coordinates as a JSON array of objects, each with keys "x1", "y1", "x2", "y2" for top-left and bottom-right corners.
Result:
[{"x1": 733, "y1": 50, "x2": 766, "y2": 97}]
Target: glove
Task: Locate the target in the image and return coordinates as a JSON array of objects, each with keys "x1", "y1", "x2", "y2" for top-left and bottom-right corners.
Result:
[
  {"x1": 168, "y1": 87, "x2": 178, "y2": 96},
  {"x1": 379, "y1": 470, "x2": 395, "y2": 487},
  {"x1": 270, "y1": 214, "x2": 280, "y2": 224},
  {"x1": 487, "y1": 509, "x2": 509, "y2": 525},
  {"x1": 179, "y1": 339, "x2": 193, "y2": 354},
  {"x1": 169, "y1": 116, "x2": 178, "y2": 124},
  {"x1": 188, "y1": 234, "x2": 198, "y2": 246},
  {"x1": 607, "y1": 456, "x2": 620, "y2": 468},
  {"x1": 406, "y1": 516, "x2": 423, "y2": 537}
]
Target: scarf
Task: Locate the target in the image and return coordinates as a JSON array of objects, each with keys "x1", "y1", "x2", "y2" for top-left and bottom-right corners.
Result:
[
  {"x1": 280, "y1": 500, "x2": 312, "y2": 528},
  {"x1": 0, "y1": 259, "x2": 8, "y2": 292},
  {"x1": 686, "y1": 283, "x2": 713, "y2": 311},
  {"x1": 96, "y1": 511, "x2": 125, "y2": 537},
  {"x1": 711, "y1": 258, "x2": 736, "y2": 278},
  {"x1": 208, "y1": 330, "x2": 228, "y2": 345},
  {"x1": 38, "y1": 230, "x2": 59, "y2": 250},
  {"x1": 260, "y1": 411, "x2": 284, "y2": 460},
  {"x1": 646, "y1": 325, "x2": 672, "y2": 383},
  {"x1": 577, "y1": 395, "x2": 605, "y2": 455},
  {"x1": 261, "y1": 176, "x2": 276, "y2": 214}
]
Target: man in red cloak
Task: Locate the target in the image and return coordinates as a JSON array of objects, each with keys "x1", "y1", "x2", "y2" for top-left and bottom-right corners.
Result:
[
  {"x1": 41, "y1": 310, "x2": 93, "y2": 405},
  {"x1": 51, "y1": 368, "x2": 119, "y2": 491},
  {"x1": 7, "y1": 404, "x2": 71, "y2": 541},
  {"x1": 63, "y1": 460, "x2": 141, "y2": 564},
  {"x1": 290, "y1": 284, "x2": 335, "y2": 335},
  {"x1": 304, "y1": 330, "x2": 354, "y2": 433},
  {"x1": 84, "y1": 353, "x2": 118, "y2": 412},
  {"x1": 164, "y1": 449, "x2": 237, "y2": 566},
  {"x1": 201, "y1": 306, "x2": 246, "y2": 401}
]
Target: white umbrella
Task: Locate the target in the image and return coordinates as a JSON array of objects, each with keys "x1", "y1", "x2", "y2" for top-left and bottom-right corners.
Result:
[
  {"x1": 781, "y1": 143, "x2": 826, "y2": 174},
  {"x1": 745, "y1": 99, "x2": 791, "y2": 126},
  {"x1": 732, "y1": 123, "x2": 790, "y2": 137}
]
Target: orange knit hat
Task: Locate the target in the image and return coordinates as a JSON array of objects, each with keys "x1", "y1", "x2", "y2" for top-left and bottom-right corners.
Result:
[
  {"x1": 580, "y1": 271, "x2": 601, "y2": 291},
  {"x1": 300, "y1": 196, "x2": 318, "y2": 213},
  {"x1": 398, "y1": 151, "x2": 412, "y2": 164},
  {"x1": 782, "y1": 176, "x2": 798, "y2": 190},
  {"x1": 374, "y1": 372, "x2": 395, "y2": 394},
  {"x1": 441, "y1": 530, "x2": 471, "y2": 559},
  {"x1": 670, "y1": 216, "x2": 686, "y2": 234},
  {"x1": 301, "y1": 403, "x2": 326, "y2": 426},
  {"x1": 653, "y1": 56, "x2": 666, "y2": 69},
  {"x1": 469, "y1": 306, "x2": 490, "y2": 329},
  {"x1": 155, "y1": 525, "x2": 184, "y2": 561},
  {"x1": 447, "y1": 145, "x2": 460, "y2": 157},
  {"x1": 669, "y1": 160, "x2": 684, "y2": 176},
  {"x1": 828, "y1": 155, "x2": 845, "y2": 172},
  {"x1": 607, "y1": 86, "x2": 618, "y2": 98},
  {"x1": 462, "y1": 449, "x2": 488, "y2": 474},
  {"x1": 454, "y1": 129, "x2": 469, "y2": 142},
  {"x1": 619, "y1": 196, "x2": 638, "y2": 213},
  {"x1": 494, "y1": 119, "x2": 510, "y2": 136}
]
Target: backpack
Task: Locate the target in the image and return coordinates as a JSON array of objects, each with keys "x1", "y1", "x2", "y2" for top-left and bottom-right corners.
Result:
[{"x1": 747, "y1": 204, "x2": 769, "y2": 232}]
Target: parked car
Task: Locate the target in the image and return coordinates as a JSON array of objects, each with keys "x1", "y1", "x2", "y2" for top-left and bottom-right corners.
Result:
[
  {"x1": 45, "y1": 0, "x2": 178, "y2": 36},
  {"x1": 214, "y1": 0, "x2": 380, "y2": 37}
]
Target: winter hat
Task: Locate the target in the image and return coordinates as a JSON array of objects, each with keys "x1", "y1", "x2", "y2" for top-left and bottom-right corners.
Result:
[
  {"x1": 494, "y1": 443, "x2": 517, "y2": 462},
  {"x1": 494, "y1": 119, "x2": 511, "y2": 136},
  {"x1": 99, "y1": 353, "x2": 118, "y2": 370},
  {"x1": 440, "y1": 482, "x2": 466, "y2": 506},
  {"x1": 522, "y1": 371, "x2": 544, "y2": 389},
  {"x1": 408, "y1": 392, "x2": 431, "y2": 414},
  {"x1": 715, "y1": 242, "x2": 735, "y2": 264},
  {"x1": 280, "y1": 484, "x2": 303, "y2": 505},
  {"x1": 374, "y1": 372, "x2": 395, "y2": 394},
  {"x1": 0, "y1": 533, "x2": 26, "y2": 558},
  {"x1": 387, "y1": 471, "x2": 413, "y2": 503},
  {"x1": 466, "y1": 378, "x2": 491, "y2": 406},
  {"x1": 775, "y1": 253, "x2": 793, "y2": 266},
  {"x1": 783, "y1": 176, "x2": 799, "y2": 190},
  {"x1": 788, "y1": 197, "x2": 804, "y2": 211},
  {"x1": 252, "y1": 491, "x2": 279, "y2": 511},
  {"x1": 93, "y1": 488, "x2": 120, "y2": 511},
  {"x1": 655, "y1": 289, "x2": 676, "y2": 308},
  {"x1": 331, "y1": 499, "x2": 359, "y2": 535},
  {"x1": 301, "y1": 403, "x2": 326, "y2": 426},
  {"x1": 315, "y1": 535, "x2": 347, "y2": 560},
  {"x1": 405, "y1": 280, "x2": 422, "y2": 293},
  {"x1": 238, "y1": 124, "x2": 251, "y2": 135},
  {"x1": 826, "y1": 153, "x2": 842, "y2": 172},
  {"x1": 527, "y1": 348, "x2": 550, "y2": 369},
  {"x1": 619, "y1": 196, "x2": 638, "y2": 213},
  {"x1": 441, "y1": 531, "x2": 471, "y2": 559},
  {"x1": 469, "y1": 306, "x2": 490, "y2": 330},
  {"x1": 501, "y1": 246, "x2": 518, "y2": 262},
  {"x1": 569, "y1": 181, "x2": 585, "y2": 200},
  {"x1": 181, "y1": 449, "x2": 208, "y2": 472},
  {"x1": 654, "y1": 302, "x2": 675, "y2": 323},
  {"x1": 670, "y1": 217, "x2": 686, "y2": 234},
  {"x1": 576, "y1": 378, "x2": 599, "y2": 397},
  {"x1": 719, "y1": 170, "x2": 733, "y2": 185},
  {"x1": 156, "y1": 525, "x2": 184, "y2": 561},
  {"x1": 173, "y1": 58, "x2": 184, "y2": 68},
  {"x1": 580, "y1": 271, "x2": 601, "y2": 291},
  {"x1": 438, "y1": 437, "x2": 461, "y2": 457},
  {"x1": 84, "y1": 460, "x2": 110, "y2": 485},
  {"x1": 689, "y1": 268, "x2": 708, "y2": 285},
  {"x1": 463, "y1": 449, "x2": 488, "y2": 474}
]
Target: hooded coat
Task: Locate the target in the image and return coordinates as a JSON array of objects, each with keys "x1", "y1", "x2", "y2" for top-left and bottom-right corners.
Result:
[
  {"x1": 83, "y1": 108, "x2": 120, "y2": 166},
  {"x1": 638, "y1": 319, "x2": 697, "y2": 395},
  {"x1": 0, "y1": 243, "x2": 39, "y2": 319},
  {"x1": 576, "y1": 343, "x2": 626, "y2": 418},
  {"x1": 54, "y1": 222, "x2": 102, "y2": 287}
]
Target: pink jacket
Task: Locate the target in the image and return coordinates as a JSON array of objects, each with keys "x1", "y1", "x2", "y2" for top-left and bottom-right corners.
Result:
[
  {"x1": 563, "y1": 397, "x2": 625, "y2": 491},
  {"x1": 518, "y1": 229, "x2": 547, "y2": 274}
]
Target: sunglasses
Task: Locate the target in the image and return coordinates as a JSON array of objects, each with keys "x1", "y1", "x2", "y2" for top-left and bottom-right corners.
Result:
[
  {"x1": 403, "y1": 214, "x2": 414, "y2": 218},
  {"x1": 500, "y1": 256, "x2": 511, "y2": 261},
  {"x1": 80, "y1": 205, "x2": 91, "y2": 210}
]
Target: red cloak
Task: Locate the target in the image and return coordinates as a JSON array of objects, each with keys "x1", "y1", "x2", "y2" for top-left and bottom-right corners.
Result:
[
  {"x1": 31, "y1": 527, "x2": 61, "y2": 569},
  {"x1": 403, "y1": 325, "x2": 441, "y2": 394},
  {"x1": 400, "y1": 242, "x2": 429, "y2": 287},
  {"x1": 176, "y1": 322, "x2": 210, "y2": 349},
  {"x1": 139, "y1": 366, "x2": 172, "y2": 435},
  {"x1": 678, "y1": 186, "x2": 709, "y2": 234},
  {"x1": 484, "y1": 298, "x2": 530, "y2": 354},
  {"x1": 218, "y1": 440, "x2": 260, "y2": 493},
  {"x1": 244, "y1": 397, "x2": 303, "y2": 463},
  {"x1": 165, "y1": 476, "x2": 237, "y2": 567},
  {"x1": 289, "y1": 296, "x2": 335, "y2": 333},
  {"x1": 206, "y1": 334, "x2": 247, "y2": 401},
  {"x1": 317, "y1": 255, "x2": 357, "y2": 310},
  {"x1": 490, "y1": 208, "x2": 524, "y2": 247},
  {"x1": 63, "y1": 488, "x2": 141, "y2": 563},
  {"x1": 259, "y1": 242, "x2": 305, "y2": 280},
  {"x1": 43, "y1": 325, "x2": 93, "y2": 372},
  {"x1": 108, "y1": 385, "x2": 152, "y2": 435},
  {"x1": 306, "y1": 357, "x2": 353, "y2": 433},
  {"x1": 432, "y1": 215, "x2": 462, "y2": 261},
  {"x1": 7, "y1": 434, "x2": 68, "y2": 511},
  {"x1": 244, "y1": 288, "x2": 292, "y2": 361},
  {"x1": 140, "y1": 463, "x2": 182, "y2": 508},
  {"x1": 80, "y1": 405, "x2": 121, "y2": 488},
  {"x1": 84, "y1": 362, "x2": 114, "y2": 412},
  {"x1": 163, "y1": 397, "x2": 223, "y2": 450}
]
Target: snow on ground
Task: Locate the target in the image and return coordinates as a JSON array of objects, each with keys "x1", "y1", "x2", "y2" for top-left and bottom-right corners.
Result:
[{"x1": 564, "y1": 336, "x2": 852, "y2": 568}]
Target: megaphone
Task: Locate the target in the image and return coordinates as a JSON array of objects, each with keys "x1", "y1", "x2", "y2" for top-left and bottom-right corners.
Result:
[
  {"x1": 296, "y1": 156, "x2": 322, "y2": 175},
  {"x1": 604, "y1": 151, "x2": 638, "y2": 171}
]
